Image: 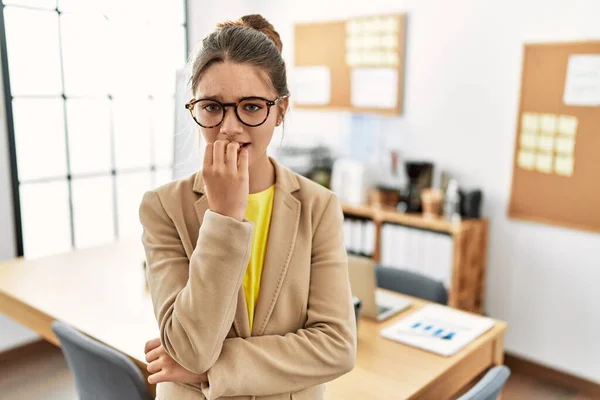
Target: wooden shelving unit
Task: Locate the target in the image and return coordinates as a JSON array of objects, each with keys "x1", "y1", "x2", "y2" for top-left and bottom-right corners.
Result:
[{"x1": 342, "y1": 204, "x2": 488, "y2": 314}]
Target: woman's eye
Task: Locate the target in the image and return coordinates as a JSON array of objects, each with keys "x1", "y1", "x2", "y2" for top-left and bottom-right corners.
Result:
[
  {"x1": 203, "y1": 104, "x2": 221, "y2": 112},
  {"x1": 244, "y1": 103, "x2": 262, "y2": 112}
]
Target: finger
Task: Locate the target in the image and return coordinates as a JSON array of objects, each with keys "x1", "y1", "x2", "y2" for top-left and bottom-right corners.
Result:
[
  {"x1": 147, "y1": 359, "x2": 162, "y2": 374},
  {"x1": 148, "y1": 370, "x2": 168, "y2": 385},
  {"x1": 238, "y1": 147, "x2": 249, "y2": 175},
  {"x1": 213, "y1": 140, "x2": 226, "y2": 166},
  {"x1": 203, "y1": 143, "x2": 214, "y2": 168},
  {"x1": 226, "y1": 142, "x2": 239, "y2": 170},
  {"x1": 145, "y1": 346, "x2": 164, "y2": 363},
  {"x1": 144, "y1": 338, "x2": 161, "y2": 354}
]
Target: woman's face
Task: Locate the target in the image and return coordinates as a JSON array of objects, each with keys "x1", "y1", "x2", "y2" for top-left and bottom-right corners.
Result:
[{"x1": 194, "y1": 61, "x2": 287, "y2": 167}]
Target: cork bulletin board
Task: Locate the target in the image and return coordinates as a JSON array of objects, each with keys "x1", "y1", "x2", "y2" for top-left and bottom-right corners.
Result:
[
  {"x1": 293, "y1": 14, "x2": 406, "y2": 115},
  {"x1": 508, "y1": 41, "x2": 600, "y2": 233}
]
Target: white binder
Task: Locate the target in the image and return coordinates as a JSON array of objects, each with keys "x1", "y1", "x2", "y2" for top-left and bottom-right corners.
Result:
[
  {"x1": 343, "y1": 219, "x2": 353, "y2": 252},
  {"x1": 351, "y1": 219, "x2": 362, "y2": 254},
  {"x1": 362, "y1": 220, "x2": 376, "y2": 256}
]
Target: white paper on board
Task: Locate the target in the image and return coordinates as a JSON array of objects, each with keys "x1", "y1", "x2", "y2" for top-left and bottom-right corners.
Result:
[
  {"x1": 350, "y1": 67, "x2": 398, "y2": 109},
  {"x1": 293, "y1": 66, "x2": 331, "y2": 105},
  {"x1": 563, "y1": 54, "x2": 600, "y2": 106}
]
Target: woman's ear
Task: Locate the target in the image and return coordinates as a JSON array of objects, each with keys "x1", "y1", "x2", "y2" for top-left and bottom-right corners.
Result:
[{"x1": 276, "y1": 97, "x2": 289, "y2": 125}]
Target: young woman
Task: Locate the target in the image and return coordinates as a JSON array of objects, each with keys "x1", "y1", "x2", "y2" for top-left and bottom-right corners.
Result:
[{"x1": 139, "y1": 14, "x2": 356, "y2": 400}]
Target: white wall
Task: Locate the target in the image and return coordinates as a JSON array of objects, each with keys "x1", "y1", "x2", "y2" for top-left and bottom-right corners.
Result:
[
  {"x1": 188, "y1": 0, "x2": 250, "y2": 47},
  {"x1": 189, "y1": 0, "x2": 600, "y2": 383},
  {"x1": 0, "y1": 49, "x2": 39, "y2": 351}
]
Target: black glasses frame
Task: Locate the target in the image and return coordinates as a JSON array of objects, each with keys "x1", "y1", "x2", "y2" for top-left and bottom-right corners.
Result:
[{"x1": 185, "y1": 95, "x2": 288, "y2": 128}]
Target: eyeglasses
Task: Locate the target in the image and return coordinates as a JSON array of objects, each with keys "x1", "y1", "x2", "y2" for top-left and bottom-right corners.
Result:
[{"x1": 185, "y1": 96, "x2": 288, "y2": 128}]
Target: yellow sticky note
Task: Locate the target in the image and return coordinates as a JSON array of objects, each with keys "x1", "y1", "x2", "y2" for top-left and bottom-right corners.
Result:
[
  {"x1": 346, "y1": 37, "x2": 357, "y2": 51},
  {"x1": 362, "y1": 36, "x2": 373, "y2": 49},
  {"x1": 535, "y1": 154, "x2": 553, "y2": 173},
  {"x1": 364, "y1": 19, "x2": 376, "y2": 32},
  {"x1": 358, "y1": 36, "x2": 368, "y2": 48},
  {"x1": 558, "y1": 115, "x2": 578, "y2": 137},
  {"x1": 555, "y1": 156, "x2": 574, "y2": 176},
  {"x1": 369, "y1": 51, "x2": 380, "y2": 65},
  {"x1": 536, "y1": 136, "x2": 554, "y2": 152},
  {"x1": 522, "y1": 113, "x2": 539, "y2": 131},
  {"x1": 384, "y1": 34, "x2": 397, "y2": 49},
  {"x1": 383, "y1": 52, "x2": 398, "y2": 66},
  {"x1": 357, "y1": 51, "x2": 367, "y2": 65},
  {"x1": 355, "y1": 20, "x2": 366, "y2": 35},
  {"x1": 540, "y1": 114, "x2": 557, "y2": 135},
  {"x1": 520, "y1": 133, "x2": 536, "y2": 149},
  {"x1": 364, "y1": 52, "x2": 376, "y2": 64},
  {"x1": 388, "y1": 17, "x2": 399, "y2": 32},
  {"x1": 347, "y1": 20, "x2": 359, "y2": 35},
  {"x1": 518, "y1": 150, "x2": 535, "y2": 170},
  {"x1": 346, "y1": 52, "x2": 359, "y2": 66},
  {"x1": 555, "y1": 137, "x2": 575, "y2": 155},
  {"x1": 382, "y1": 52, "x2": 392, "y2": 66}
]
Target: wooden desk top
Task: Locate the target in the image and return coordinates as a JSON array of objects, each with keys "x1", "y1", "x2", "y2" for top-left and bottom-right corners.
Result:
[
  {"x1": 0, "y1": 240, "x2": 158, "y2": 366},
  {"x1": 328, "y1": 293, "x2": 506, "y2": 399},
  {"x1": 0, "y1": 241, "x2": 506, "y2": 399}
]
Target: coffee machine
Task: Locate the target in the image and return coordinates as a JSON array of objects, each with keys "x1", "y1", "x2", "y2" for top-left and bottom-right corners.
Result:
[{"x1": 403, "y1": 161, "x2": 434, "y2": 213}]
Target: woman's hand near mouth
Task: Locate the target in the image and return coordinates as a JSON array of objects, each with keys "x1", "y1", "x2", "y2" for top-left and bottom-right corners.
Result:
[{"x1": 202, "y1": 139, "x2": 249, "y2": 221}]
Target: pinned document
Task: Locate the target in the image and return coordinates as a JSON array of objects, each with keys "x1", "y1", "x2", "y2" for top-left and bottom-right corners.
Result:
[
  {"x1": 563, "y1": 54, "x2": 600, "y2": 106},
  {"x1": 293, "y1": 66, "x2": 331, "y2": 105},
  {"x1": 350, "y1": 67, "x2": 398, "y2": 109}
]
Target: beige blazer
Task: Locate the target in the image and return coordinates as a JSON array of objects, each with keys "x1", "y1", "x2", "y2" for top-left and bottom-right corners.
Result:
[{"x1": 139, "y1": 157, "x2": 356, "y2": 400}]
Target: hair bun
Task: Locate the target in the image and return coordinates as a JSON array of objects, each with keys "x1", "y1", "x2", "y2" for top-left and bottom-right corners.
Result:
[{"x1": 217, "y1": 14, "x2": 283, "y2": 53}]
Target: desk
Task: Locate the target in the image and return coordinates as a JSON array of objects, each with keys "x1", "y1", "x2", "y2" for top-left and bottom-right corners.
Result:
[
  {"x1": 0, "y1": 241, "x2": 506, "y2": 399},
  {"x1": 328, "y1": 294, "x2": 506, "y2": 399}
]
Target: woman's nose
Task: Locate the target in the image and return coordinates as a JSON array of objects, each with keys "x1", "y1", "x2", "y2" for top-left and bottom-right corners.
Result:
[{"x1": 219, "y1": 108, "x2": 243, "y2": 136}]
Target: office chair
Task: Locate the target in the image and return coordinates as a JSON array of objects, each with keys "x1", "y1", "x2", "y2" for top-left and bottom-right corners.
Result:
[
  {"x1": 457, "y1": 365, "x2": 511, "y2": 400},
  {"x1": 375, "y1": 265, "x2": 449, "y2": 304},
  {"x1": 51, "y1": 320, "x2": 152, "y2": 400}
]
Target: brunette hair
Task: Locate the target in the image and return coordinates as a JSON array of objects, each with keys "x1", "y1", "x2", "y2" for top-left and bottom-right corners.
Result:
[{"x1": 188, "y1": 14, "x2": 289, "y2": 99}]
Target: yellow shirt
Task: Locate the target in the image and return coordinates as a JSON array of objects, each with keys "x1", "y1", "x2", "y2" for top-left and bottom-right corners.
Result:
[{"x1": 243, "y1": 185, "x2": 275, "y2": 331}]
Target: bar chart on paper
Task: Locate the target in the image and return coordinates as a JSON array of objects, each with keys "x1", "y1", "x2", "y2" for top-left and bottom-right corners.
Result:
[
  {"x1": 404, "y1": 320, "x2": 458, "y2": 341},
  {"x1": 380, "y1": 304, "x2": 495, "y2": 356}
]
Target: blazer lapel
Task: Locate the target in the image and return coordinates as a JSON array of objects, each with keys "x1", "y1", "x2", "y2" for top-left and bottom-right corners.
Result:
[
  {"x1": 192, "y1": 159, "x2": 301, "y2": 338},
  {"x1": 251, "y1": 160, "x2": 301, "y2": 336},
  {"x1": 192, "y1": 172, "x2": 251, "y2": 338}
]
